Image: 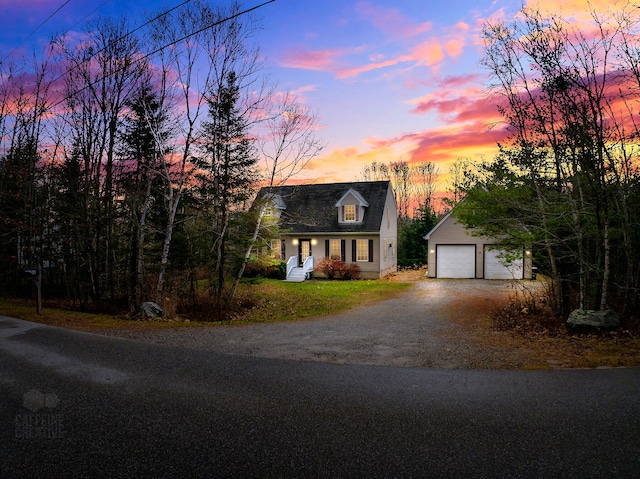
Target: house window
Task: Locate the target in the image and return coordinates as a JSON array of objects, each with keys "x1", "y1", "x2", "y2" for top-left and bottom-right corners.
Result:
[
  {"x1": 356, "y1": 239, "x2": 369, "y2": 261},
  {"x1": 270, "y1": 239, "x2": 281, "y2": 259},
  {"x1": 344, "y1": 205, "x2": 356, "y2": 221},
  {"x1": 329, "y1": 239, "x2": 341, "y2": 259}
]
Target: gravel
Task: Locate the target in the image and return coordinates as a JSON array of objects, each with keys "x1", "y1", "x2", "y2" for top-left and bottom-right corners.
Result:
[{"x1": 95, "y1": 279, "x2": 539, "y2": 369}]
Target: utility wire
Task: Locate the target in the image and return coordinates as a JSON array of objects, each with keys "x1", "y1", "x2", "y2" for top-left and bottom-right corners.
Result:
[
  {"x1": 50, "y1": 0, "x2": 192, "y2": 87},
  {"x1": 58, "y1": 1, "x2": 113, "y2": 39},
  {"x1": 1, "y1": 0, "x2": 72, "y2": 64},
  {"x1": 52, "y1": 0, "x2": 276, "y2": 109}
]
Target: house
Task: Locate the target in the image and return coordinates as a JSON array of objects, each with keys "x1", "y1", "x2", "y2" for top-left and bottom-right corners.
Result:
[
  {"x1": 257, "y1": 181, "x2": 398, "y2": 281},
  {"x1": 424, "y1": 210, "x2": 533, "y2": 279}
]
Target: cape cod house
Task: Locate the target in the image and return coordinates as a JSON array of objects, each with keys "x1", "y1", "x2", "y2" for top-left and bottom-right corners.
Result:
[
  {"x1": 257, "y1": 181, "x2": 398, "y2": 281},
  {"x1": 424, "y1": 210, "x2": 533, "y2": 279}
]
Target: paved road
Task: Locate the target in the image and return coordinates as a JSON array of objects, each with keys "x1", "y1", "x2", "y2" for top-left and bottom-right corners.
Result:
[{"x1": 1, "y1": 316, "x2": 639, "y2": 478}]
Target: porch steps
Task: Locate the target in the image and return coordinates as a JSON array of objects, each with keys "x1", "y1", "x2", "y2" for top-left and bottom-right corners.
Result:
[{"x1": 284, "y1": 267, "x2": 306, "y2": 282}]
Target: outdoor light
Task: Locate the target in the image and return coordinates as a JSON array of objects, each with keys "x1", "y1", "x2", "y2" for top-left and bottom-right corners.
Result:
[
  {"x1": 292, "y1": 239, "x2": 299, "y2": 245},
  {"x1": 526, "y1": 250, "x2": 531, "y2": 256},
  {"x1": 311, "y1": 239, "x2": 317, "y2": 245},
  {"x1": 430, "y1": 249, "x2": 435, "y2": 254}
]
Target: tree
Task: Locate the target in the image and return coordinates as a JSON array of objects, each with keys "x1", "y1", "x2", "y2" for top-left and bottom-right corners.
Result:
[
  {"x1": 117, "y1": 81, "x2": 171, "y2": 312},
  {"x1": 467, "y1": 2, "x2": 640, "y2": 316},
  {"x1": 198, "y1": 70, "x2": 258, "y2": 310},
  {"x1": 229, "y1": 90, "x2": 323, "y2": 300}
]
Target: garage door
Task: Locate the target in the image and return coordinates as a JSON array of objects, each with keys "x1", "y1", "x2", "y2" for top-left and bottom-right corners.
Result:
[
  {"x1": 436, "y1": 245, "x2": 475, "y2": 278},
  {"x1": 484, "y1": 248, "x2": 523, "y2": 279}
]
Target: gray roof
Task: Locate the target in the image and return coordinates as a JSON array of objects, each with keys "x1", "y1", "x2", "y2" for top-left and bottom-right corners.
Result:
[{"x1": 258, "y1": 181, "x2": 392, "y2": 234}]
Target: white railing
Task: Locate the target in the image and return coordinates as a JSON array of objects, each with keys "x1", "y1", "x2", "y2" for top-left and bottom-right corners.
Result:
[
  {"x1": 302, "y1": 256, "x2": 314, "y2": 279},
  {"x1": 286, "y1": 256, "x2": 297, "y2": 278}
]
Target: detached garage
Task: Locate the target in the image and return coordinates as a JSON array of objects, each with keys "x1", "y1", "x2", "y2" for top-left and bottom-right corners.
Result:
[{"x1": 425, "y1": 211, "x2": 532, "y2": 279}]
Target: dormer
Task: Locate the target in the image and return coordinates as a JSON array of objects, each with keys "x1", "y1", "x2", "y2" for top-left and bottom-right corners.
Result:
[
  {"x1": 262, "y1": 193, "x2": 286, "y2": 219},
  {"x1": 335, "y1": 188, "x2": 369, "y2": 224}
]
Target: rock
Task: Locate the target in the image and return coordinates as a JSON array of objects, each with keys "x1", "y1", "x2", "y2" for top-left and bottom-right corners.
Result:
[
  {"x1": 566, "y1": 309, "x2": 620, "y2": 333},
  {"x1": 141, "y1": 301, "x2": 164, "y2": 319}
]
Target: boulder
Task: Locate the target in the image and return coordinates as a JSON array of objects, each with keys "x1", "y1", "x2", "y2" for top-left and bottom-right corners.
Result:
[
  {"x1": 566, "y1": 309, "x2": 620, "y2": 333},
  {"x1": 141, "y1": 301, "x2": 164, "y2": 319}
]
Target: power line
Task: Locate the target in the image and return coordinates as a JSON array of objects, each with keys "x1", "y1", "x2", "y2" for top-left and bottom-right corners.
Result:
[
  {"x1": 1, "y1": 0, "x2": 72, "y2": 64},
  {"x1": 52, "y1": 0, "x2": 276, "y2": 109},
  {"x1": 50, "y1": 0, "x2": 193, "y2": 87},
  {"x1": 59, "y1": 1, "x2": 113, "y2": 39}
]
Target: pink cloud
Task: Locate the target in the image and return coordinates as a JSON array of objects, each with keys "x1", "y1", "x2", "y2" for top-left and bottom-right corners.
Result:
[
  {"x1": 280, "y1": 47, "x2": 344, "y2": 72},
  {"x1": 355, "y1": 1, "x2": 432, "y2": 40}
]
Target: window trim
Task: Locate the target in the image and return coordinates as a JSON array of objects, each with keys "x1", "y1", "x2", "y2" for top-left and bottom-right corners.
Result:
[
  {"x1": 344, "y1": 204, "x2": 356, "y2": 222},
  {"x1": 356, "y1": 239, "x2": 369, "y2": 262}
]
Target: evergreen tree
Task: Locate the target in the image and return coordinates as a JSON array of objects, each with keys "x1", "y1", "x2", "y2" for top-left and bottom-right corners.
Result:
[{"x1": 197, "y1": 71, "x2": 258, "y2": 311}]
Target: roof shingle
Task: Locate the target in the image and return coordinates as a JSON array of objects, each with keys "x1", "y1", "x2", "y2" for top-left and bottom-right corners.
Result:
[{"x1": 258, "y1": 181, "x2": 391, "y2": 234}]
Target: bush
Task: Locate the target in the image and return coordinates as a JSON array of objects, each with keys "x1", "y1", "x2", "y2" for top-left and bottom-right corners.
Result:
[
  {"x1": 314, "y1": 257, "x2": 343, "y2": 279},
  {"x1": 315, "y1": 257, "x2": 361, "y2": 280},
  {"x1": 339, "y1": 262, "x2": 361, "y2": 280},
  {"x1": 243, "y1": 259, "x2": 286, "y2": 280}
]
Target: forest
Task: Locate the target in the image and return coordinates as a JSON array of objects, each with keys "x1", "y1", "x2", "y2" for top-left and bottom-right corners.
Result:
[
  {"x1": 454, "y1": 4, "x2": 640, "y2": 319},
  {"x1": 0, "y1": 1, "x2": 440, "y2": 319},
  {"x1": 0, "y1": 1, "x2": 327, "y2": 317}
]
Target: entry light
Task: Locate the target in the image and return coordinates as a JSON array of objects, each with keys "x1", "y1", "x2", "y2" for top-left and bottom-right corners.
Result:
[
  {"x1": 311, "y1": 239, "x2": 317, "y2": 245},
  {"x1": 292, "y1": 239, "x2": 299, "y2": 245}
]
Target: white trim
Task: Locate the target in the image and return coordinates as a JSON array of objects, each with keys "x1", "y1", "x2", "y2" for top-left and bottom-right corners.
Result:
[
  {"x1": 334, "y1": 188, "x2": 369, "y2": 207},
  {"x1": 424, "y1": 210, "x2": 453, "y2": 240}
]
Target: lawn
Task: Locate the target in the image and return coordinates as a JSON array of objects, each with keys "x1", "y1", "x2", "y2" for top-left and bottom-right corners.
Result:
[{"x1": 0, "y1": 278, "x2": 411, "y2": 332}]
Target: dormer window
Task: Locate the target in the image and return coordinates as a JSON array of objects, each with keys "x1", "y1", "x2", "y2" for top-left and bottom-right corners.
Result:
[
  {"x1": 344, "y1": 205, "x2": 356, "y2": 222},
  {"x1": 336, "y1": 188, "x2": 369, "y2": 225}
]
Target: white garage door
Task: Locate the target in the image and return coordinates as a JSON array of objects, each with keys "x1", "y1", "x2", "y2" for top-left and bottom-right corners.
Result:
[
  {"x1": 484, "y1": 248, "x2": 523, "y2": 279},
  {"x1": 436, "y1": 245, "x2": 475, "y2": 278}
]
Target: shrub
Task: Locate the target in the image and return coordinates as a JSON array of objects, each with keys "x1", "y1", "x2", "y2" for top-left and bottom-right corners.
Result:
[
  {"x1": 314, "y1": 257, "x2": 343, "y2": 279},
  {"x1": 339, "y1": 262, "x2": 361, "y2": 280},
  {"x1": 243, "y1": 259, "x2": 286, "y2": 280},
  {"x1": 315, "y1": 257, "x2": 361, "y2": 280}
]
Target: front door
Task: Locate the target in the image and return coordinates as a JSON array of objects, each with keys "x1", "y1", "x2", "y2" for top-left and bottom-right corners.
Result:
[{"x1": 298, "y1": 239, "x2": 311, "y2": 266}]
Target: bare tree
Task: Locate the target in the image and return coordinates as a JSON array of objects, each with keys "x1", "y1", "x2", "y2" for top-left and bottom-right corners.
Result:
[{"x1": 229, "y1": 90, "x2": 324, "y2": 300}]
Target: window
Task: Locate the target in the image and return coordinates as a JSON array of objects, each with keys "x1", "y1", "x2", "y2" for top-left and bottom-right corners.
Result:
[
  {"x1": 270, "y1": 239, "x2": 281, "y2": 259},
  {"x1": 329, "y1": 239, "x2": 341, "y2": 259},
  {"x1": 356, "y1": 239, "x2": 369, "y2": 261},
  {"x1": 344, "y1": 205, "x2": 356, "y2": 221}
]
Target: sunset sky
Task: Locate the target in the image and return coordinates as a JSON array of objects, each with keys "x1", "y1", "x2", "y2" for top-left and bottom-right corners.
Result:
[{"x1": 0, "y1": 0, "x2": 613, "y2": 185}]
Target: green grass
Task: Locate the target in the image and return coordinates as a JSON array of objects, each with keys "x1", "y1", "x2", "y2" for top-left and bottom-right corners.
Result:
[
  {"x1": 0, "y1": 279, "x2": 411, "y2": 331},
  {"x1": 233, "y1": 279, "x2": 411, "y2": 323}
]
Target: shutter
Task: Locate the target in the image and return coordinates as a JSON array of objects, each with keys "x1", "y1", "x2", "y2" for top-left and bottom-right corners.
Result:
[
  {"x1": 352, "y1": 239, "x2": 356, "y2": 262},
  {"x1": 325, "y1": 239, "x2": 329, "y2": 258},
  {"x1": 341, "y1": 206, "x2": 345, "y2": 222},
  {"x1": 368, "y1": 239, "x2": 374, "y2": 262},
  {"x1": 341, "y1": 240, "x2": 346, "y2": 261},
  {"x1": 355, "y1": 206, "x2": 359, "y2": 222}
]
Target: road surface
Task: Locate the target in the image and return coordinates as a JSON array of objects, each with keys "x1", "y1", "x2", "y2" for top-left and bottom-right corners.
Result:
[{"x1": 1, "y1": 315, "x2": 639, "y2": 478}]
